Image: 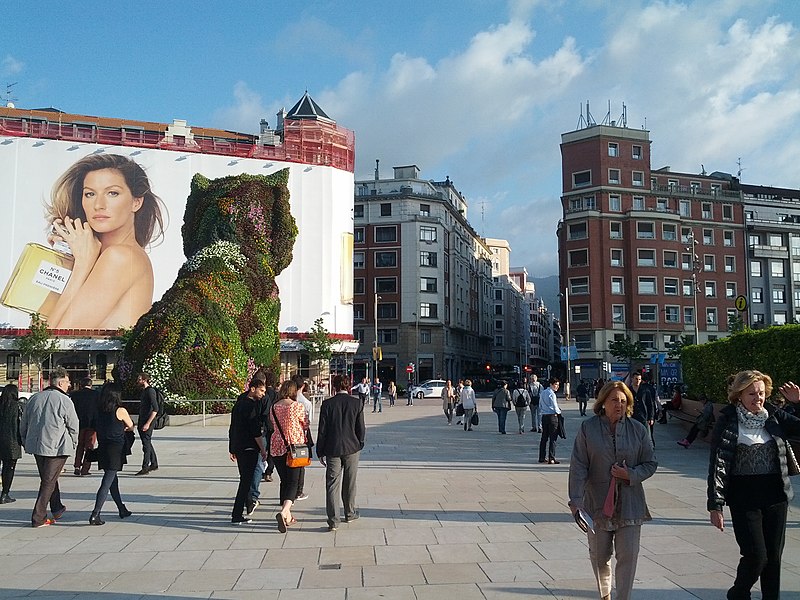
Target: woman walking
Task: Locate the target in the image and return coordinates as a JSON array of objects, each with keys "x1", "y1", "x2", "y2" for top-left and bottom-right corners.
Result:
[
  {"x1": 387, "y1": 381, "x2": 397, "y2": 407},
  {"x1": 441, "y1": 380, "x2": 456, "y2": 424},
  {"x1": 0, "y1": 384, "x2": 22, "y2": 504},
  {"x1": 270, "y1": 380, "x2": 309, "y2": 532},
  {"x1": 708, "y1": 371, "x2": 800, "y2": 600},
  {"x1": 460, "y1": 380, "x2": 477, "y2": 431},
  {"x1": 90, "y1": 384, "x2": 134, "y2": 525}
]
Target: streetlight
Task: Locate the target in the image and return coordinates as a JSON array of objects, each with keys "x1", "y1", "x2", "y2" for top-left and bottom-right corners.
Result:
[
  {"x1": 373, "y1": 293, "x2": 381, "y2": 382},
  {"x1": 559, "y1": 287, "x2": 571, "y2": 401},
  {"x1": 686, "y1": 231, "x2": 701, "y2": 343},
  {"x1": 411, "y1": 311, "x2": 419, "y2": 386}
]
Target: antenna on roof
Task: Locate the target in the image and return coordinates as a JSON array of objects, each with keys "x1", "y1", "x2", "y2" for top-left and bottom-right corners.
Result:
[
  {"x1": 4, "y1": 82, "x2": 18, "y2": 108},
  {"x1": 737, "y1": 157, "x2": 744, "y2": 179}
]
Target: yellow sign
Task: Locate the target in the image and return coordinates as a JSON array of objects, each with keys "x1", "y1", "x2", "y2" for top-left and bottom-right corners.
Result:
[
  {"x1": 734, "y1": 294, "x2": 748, "y2": 312},
  {"x1": 372, "y1": 346, "x2": 382, "y2": 361}
]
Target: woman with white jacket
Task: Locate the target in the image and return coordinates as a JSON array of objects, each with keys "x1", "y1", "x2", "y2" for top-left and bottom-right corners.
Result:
[{"x1": 460, "y1": 380, "x2": 477, "y2": 432}]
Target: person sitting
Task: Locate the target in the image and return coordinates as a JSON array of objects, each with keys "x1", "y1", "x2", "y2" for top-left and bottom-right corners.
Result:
[{"x1": 677, "y1": 394, "x2": 714, "y2": 448}]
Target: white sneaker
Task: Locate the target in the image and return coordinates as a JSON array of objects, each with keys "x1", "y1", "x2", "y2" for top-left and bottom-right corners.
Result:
[
  {"x1": 295, "y1": 493, "x2": 309, "y2": 501},
  {"x1": 247, "y1": 500, "x2": 260, "y2": 516}
]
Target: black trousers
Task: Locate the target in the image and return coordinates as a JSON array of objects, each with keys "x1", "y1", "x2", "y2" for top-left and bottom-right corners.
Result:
[
  {"x1": 272, "y1": 453, "x2": 302, "y2": 504},
  {"x1": 138, "y1": 426, "x2": 158, "y2": 470},
  {"x1": 1, "y1": 458, "x2": 17, "y2": 494},
  {"x1": 539, "y1": 414, "x2": 559, "y2": 462},
  {"x1": 233, "y1": 450, "x2": 259, "y2": 520},
  {"x1": 728, "y1": 500, "x2": 787, "y2": 600}
]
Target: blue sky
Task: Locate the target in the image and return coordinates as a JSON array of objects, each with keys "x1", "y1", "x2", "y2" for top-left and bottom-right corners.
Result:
[{"x1": 4, "y1": 0, "x2": 800, "y2": 278}]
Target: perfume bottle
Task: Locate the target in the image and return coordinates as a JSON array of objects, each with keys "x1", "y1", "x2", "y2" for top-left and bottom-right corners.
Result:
[{"x1": 1, "y1": 242, "x2": 75, "y2": 319}]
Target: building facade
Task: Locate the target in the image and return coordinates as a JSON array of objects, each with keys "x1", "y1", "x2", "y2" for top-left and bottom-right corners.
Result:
[
  {"x1": 353, "y1": 165, "x2": 494, "y2": 387},
  {"x1": 558, "y1": 122, "x2": 747, "y2": 383}
]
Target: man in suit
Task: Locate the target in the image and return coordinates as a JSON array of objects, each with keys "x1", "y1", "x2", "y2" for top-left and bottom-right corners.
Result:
[
  {"x1": 70, "y1": 377, "x2": 98, "y2": 476},
  {"x1": 317, "y1": 374, "x2": 365, "y2": 531}
]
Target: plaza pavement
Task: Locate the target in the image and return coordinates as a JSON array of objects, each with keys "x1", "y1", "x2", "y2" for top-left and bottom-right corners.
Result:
[{"x1": 1, "y1": 395, "x2": 799, "y2": 599}]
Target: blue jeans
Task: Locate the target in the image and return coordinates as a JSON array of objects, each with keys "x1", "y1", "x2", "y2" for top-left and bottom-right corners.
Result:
[
  {"x1": 249, "y1": 434, "x2": 267, "y2": 501},
  {"x1": 372, "y1": 395, "x2": 382, "y2": 412},
  {"x1": 493, "y1": 407, "x2": 510, "y2": 433},
  {"x1": 530, "y1": 404, "x2": 541, "y2": 430}
]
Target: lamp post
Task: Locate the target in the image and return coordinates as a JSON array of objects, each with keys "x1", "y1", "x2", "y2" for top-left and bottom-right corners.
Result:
[
  {"x1": 687, "y1": 231, "x2": 700, "y2": 343},
  {"x1": 559, "y1": 287, "x2": 571, "y2": 401},
  {"x1": 373, "y1": 293, "x2": 381, "y2": 382},
  {"x1": 411, "y1": 311, "x2": 419, "y2": 386}
]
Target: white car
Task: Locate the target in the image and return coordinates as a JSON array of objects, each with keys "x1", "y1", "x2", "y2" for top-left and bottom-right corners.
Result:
[{"x1": 407, "y1": 379, "x2": 447, "y2": 399}]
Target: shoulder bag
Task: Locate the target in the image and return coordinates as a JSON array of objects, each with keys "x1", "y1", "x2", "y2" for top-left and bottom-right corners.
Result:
[{"x1": 272, "y1": 405, "x2": 311, "y2": 468}]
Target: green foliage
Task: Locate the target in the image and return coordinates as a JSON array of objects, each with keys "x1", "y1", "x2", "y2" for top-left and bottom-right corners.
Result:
[
  {"x1": 608, "y1": 336, "x2": 646, "y2": 366},
  {"x1": 682, "y1": 324, "x2": 800, "y2": 402},
  {"x1": 124, "y1": 170, "x2": 296, "y2": 398},
  {"x1": 667, "y1": 335, "x2": 695, "y2": 359},
  {"x1": 728, "y1": 312, "x2": 747, "y2": 334},
  {"x1": 15, "y1": 313, "x2": 58, "y2": 369},
  {"x1": 304, "y1": 317, "x2": 333, "y2": 380}
]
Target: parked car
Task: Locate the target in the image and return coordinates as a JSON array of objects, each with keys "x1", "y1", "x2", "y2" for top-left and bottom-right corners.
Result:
[{"x1": 407, "y1": 379, "x2": 447, "y2": 399}]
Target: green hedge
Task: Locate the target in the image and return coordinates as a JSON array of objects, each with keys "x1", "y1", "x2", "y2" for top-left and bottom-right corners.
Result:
[{"x1": 682, "y1": 325, "x2": 800, "y2": 402}]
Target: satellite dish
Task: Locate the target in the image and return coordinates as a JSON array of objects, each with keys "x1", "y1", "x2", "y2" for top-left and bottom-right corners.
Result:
[{"x1": 6, "y1": 102, "x2": 15, "y2": 108}]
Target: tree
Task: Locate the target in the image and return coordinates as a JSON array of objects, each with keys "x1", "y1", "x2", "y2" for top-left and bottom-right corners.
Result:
[
  {"x1": 303, "y1": 317, "x2": 333, "y2": 388},
  {"x1": 728, "y1": 313, "x2": 746, "y2": 334},
  {"x1": 608, "y1": 336, "x2": 646, "y2": 373},
  {"x1": 14, "y1": 313, "x2": 58, "y2": 393},
  {"x1": 666, "y1": 334, "x2": 695, "y2": 359}
]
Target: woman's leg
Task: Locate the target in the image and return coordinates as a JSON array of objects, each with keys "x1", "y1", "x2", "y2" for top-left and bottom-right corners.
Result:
[
  {"x1": 729, "y1": 505, "x2": 769, "y2": 598},
  {"x1": 613, "y1": 524, "x2": 642, "y2": 600},
  {"x1": 1, "y1": 459, "x2": 17, "y2": 495},
  {"x1": 93, "y1": 470, "x2": 117, "y2": 516},
  {"x1": 759, "y1": 501, "x2": 788, "y2": 600},
  {"x1": 493, "y1": 407, "x2": 501, "y2": 432},
  {"x1": 108, "y1": 473, "x2": 123, "y2": 510},
  {"x1": 588, "y1": 528, "x2": 614, "y2": 599}
]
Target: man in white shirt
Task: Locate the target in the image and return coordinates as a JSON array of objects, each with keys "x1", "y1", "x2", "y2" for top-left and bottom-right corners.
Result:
[
  {"x1": 538, "y1": 377, "x2": 562, "y2": 464},
  {"x1": 351, "y1": 378, "x2": 369, "y2": 407},
  {"x1": 292, "y1": 375, "x2": 313, "y2": 501}
]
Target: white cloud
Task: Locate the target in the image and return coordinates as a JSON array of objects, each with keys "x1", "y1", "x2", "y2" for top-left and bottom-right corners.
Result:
[
  {"x1": 212, "y1": 82, "x2": 273, "y2": 134},
  {"x1": 1, "y1": 55, "x2": 24, "y2": 76}
]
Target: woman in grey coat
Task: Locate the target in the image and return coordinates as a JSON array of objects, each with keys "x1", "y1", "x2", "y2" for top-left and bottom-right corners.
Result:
[
  {"x1": 568, "y1": 381, "x2": 658, "y2": 600},
  {"x1": 0, "y1": 384, "x2": 22, "y2": 503}
]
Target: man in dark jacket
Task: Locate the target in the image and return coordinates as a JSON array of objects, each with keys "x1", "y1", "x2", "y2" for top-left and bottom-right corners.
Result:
[
  {"x1": 229, "y1": 378, "x2": 268, "y2": 525},
  {"x1": 70, "y1": 377, "x2": 98, "y2": 476},
  {"x1": 317, "y1": 374, "x2": 365, "y2": 531},
  {"x1": 629, "y1": 371, "x2": 657, "y2": 447}
]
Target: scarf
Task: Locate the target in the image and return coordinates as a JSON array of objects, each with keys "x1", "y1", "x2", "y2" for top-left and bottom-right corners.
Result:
[{"x1": 736, "y1": 403, "x2": 768, "y2": 429}]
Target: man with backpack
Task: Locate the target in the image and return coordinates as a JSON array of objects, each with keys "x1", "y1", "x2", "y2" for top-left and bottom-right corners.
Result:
[
  {"x1": 135, "y1": 372, "x2": 160, "y2": 476},
  {"x1": 512, "y1": 381, "x2": 531, "y2": 434},
  {"x1": 527, "y1": 374, "x2": 543, "y2": 433}
]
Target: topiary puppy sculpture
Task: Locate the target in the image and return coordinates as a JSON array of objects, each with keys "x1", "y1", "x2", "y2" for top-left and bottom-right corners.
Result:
[{"x1": 124, "y1": 169, "x2": 297, "y2": 398}]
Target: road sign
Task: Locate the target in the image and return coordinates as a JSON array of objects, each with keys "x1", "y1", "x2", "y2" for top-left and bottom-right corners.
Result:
[
  {"x1": 560, "y1": 345, "x2": 578, "y2": 361},
  {"x1": 734, "y1": 294, "x2": 748, "y2": 312},
  {"x1": 406, "y1": 365, "x2": 414, "y2": 373}
]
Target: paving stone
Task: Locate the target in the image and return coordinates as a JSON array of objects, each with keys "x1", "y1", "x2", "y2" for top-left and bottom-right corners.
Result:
[
  {"x1": 363, "y1": 564, "x2": 425, "y2": 587},
  {"x1": 233, "y1": 567, "x2": 302, "y2": 590}
]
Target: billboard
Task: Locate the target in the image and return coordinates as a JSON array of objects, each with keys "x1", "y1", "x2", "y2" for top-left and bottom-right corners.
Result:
[{"x1": 0, "y1": 136, "x2": 354, "y2": 336}]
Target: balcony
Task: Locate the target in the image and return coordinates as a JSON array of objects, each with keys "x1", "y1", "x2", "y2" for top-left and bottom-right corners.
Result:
[{"x1": 750, "y1": 244, "x2": 789, "y2": 259}]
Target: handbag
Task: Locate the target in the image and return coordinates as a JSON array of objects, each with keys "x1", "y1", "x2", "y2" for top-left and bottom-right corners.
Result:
[
  {"x1": 786, "y1": 439, "x2": 800, "y2": 476},
  {"x1": 470, "y1": 411, "x2": 479, "y2": 426},
  {"x1": 272, "y1": 405, "x2": 312, "y2": 468},
  {"x1": 455, "y1": 403, "x2": 465, "y2": 417}
]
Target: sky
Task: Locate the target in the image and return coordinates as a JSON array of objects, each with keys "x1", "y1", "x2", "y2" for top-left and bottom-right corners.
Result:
[{"x1": 4, "y1": 0, "x2": 800, "y2": 279}]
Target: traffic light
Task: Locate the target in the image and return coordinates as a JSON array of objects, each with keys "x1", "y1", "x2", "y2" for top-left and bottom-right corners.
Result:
[{"x1": 485, "y1": 364, "x2": 491, "y2": 371}]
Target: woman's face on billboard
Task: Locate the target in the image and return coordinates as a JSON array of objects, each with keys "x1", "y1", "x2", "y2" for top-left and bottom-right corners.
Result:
[{"x1": 81, "y1": 168, "x2": 143, "y2": 236}]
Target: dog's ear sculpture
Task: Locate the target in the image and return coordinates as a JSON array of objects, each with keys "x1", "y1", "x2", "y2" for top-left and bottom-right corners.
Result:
[{"x1": 123, "y1": 169, "x2": 297, "y2": 398}]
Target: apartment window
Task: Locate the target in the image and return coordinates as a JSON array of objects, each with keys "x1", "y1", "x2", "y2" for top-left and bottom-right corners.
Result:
[
  {"x1": 683, "y1": 280, "x2": 694, "y2": 296},
  {"x1": 611, "y1": 277, "x2": 624, "y2": 294},
  {"x1": 684, "y1": 307, "x2": 695, "y2": 324},
  {"x1": 420, "y1": 328, "x2": 432, "y2": 344},
  {"x1": 775, "y1": 312, "x2": 788, "y2": 326},
  {"x1": 610, "y1": 221, "x2": 622, "y2": 239},
  {"x1": 6, "y1": 353, "x2": 20, "y2": 379},
  {"x1": 377, "y1": 303, "x2": 397, "y2": 319},
  {"x1": 704, "y1": 255, "x2": 715, "y2": 272},
  {"x1": 420, "y1": 251, "x2": 437, "y2": 267},
  {"x1": 353, "y1": 329, "x2": 364, "y2": 342},
  {"x1": 682, "y1": 227, "x2": 692, "y2": 243},
  {"x1": 495, "y1": 319, "x2": 503, "y2": 330},
  {"x1": 494, "y1": 335, "x2": 504, "y2": 347},
  {"x1": 771, "y1": 260, "x2": 785, "y2": 278},
  {"x1": 668, "y1": 179, "x2": 678, "y2": 189},
  {"x1": 608, "y1": 169, "x2": 620, "y2": 184},
  {"x1": 494, "y1": 304, "x2": 503, "y2": 315},
  {"x1": 703, "y1": 229, "x2": 714, "y2": 245},
  {"x1": 377, "y1": 329, "x2": 398, "y2": 344},
  {"x1": 706, "y1": 307, "x2": 718, "y2": 325},
  {"x1": 354, "y1": 303, "x2": 365, "y2": 320},
  {"x1": 723, "y1": 204, "x2": 734, "y2": 220},
  {"x1": 632, "y1": 171, "x2": 644, "y2": 187},
  {"x1": 682, "y1": 253, "x2": 692, "y2": 270},
  {"x1": 568, "y1": 249, "x2": 589, "y2": 267},
  {"x1": 420, "y1": 303, "x2": 438, "y2": 318},
  {"x1": 494, "y1": 289, "x2": 503, "y2": 301},
  {"x1": 639, "y1": 305, "x2": 657, "y2": 322},
  {"x1": 354, "y1": 205, "x2": 364, "y2": 218},
  {"x1": 752, "y1": 287, "x2": 763, "y2": 303},
  {"x1": 570, "y1": 276, "x2": 589, "y2": 295},
  {"x1": 632, "y1": 145, "x2": 642, "y2": 159},
  {"x1": 770, "y1": 234, "x2": 784, "y2": 247},
  {"x1": 664, "y1": 278, "x2": 679, "y2": 295},
  {"x1": 705, "y1": 281, "x2": 717, "y2": 298},
  {"x1": 420, "y1": 226, "x2": 437, "y2": 242},
  {"x1": 702, "y1": 203, "x2": 713, "y2": 219},
  {"x1": 751, "y1": 260, "x2": 762, "y2": 277},
  {"x1": 638, "y1": 249, "x2": 656, "y2": 267},
  {"x1": 750, "y1": 233, "x2": 761, "y2": 246},
  {"x1": 724, "y1": 256, "x2": 735, "y2": 273},
  {"x1": 568, "y1": 222, "x2": 588, "y2": 240},
  {"x1": 663, "y1": 251, "x2": 678, "y2": 268},
  {"x1": 609, "y1": 195, "x2": 622, "y2": 212},
  {"x1": 571, "y1": 305, "x2": 590, "y2": 322},
  {"x1": 354, "y1": 252, "x2": 365, "y2": 269},
  {"x1": 724, "y1": 231, "x2": 734, "y2": 247},
  {"x1": 725, "y1": 282, "x2": 736, "y2": 299},
  {"x1": 662, "y1": 224, "x2": 677, "y2": 241},
  {"x1": 573, "y1": 170, "x2": 591, "y2": 188},
  {"x1": 375, "y1": 225, "x2": 397, "y2": 242},
  {"x1": 639, "y1": 277, "x2": 657, "y2": 294},
  {"x1": 679, "y1": 200, "x2": 691, "y2": 217},
  {"x1": 379, "y1": 203, "x2": 392, "y2": 216},
  {"x1": 664, "y1": 305, "x2": 680, "y2": 323},
  {"x1": 773, "y1": 286, "x2": 786, "y2": 303},
  {"x1": 611, "y1": 249, "x2": 623, "y2": 267},
  {"x1": 354, "y1": 227, "x2": 365, "y2": 243},
  {"x1": 633, "y1": 196, "x2": 645, "y2": 211},
  {"x1": 375, "y1": 277, "x2": 397, "y2": 293},
  {"x1": 574, "y1": 334, "x2": 592, "y2": 350},
  {"x1": 752, "y1": 313, "x2": 765, "y2": 325},
  {"x1": 638, "y1": 333, "x2": 655, "y2": 351},
  {"x1": 420, "y1": 277, "x2": 437, "y2": 293},
  {"x1": 569, "y1": 198, "x2": 584, "y2": 211},
  {"x1": 608, "y1": 142, "x2": 619, "y2": 157},
  {"x1": 375, "y1": 251, "x2": 397, "y2": 267},
  {"x1": 612, "y1": 305, "x2": 625, "y2": 323},
  {"x1": 637, "y1": 222, "x2": 655, "y2": 239},
  {"x1": 354, "y1": 278, "x2": 365, "y2": 295},
  {"x1": 656, "y1": 198, "x2": 669, "y2": 212},
  {"x1": 420, "y1": 203, "x2": 431, "y2": 217}
]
